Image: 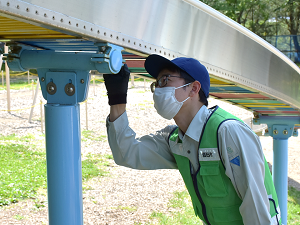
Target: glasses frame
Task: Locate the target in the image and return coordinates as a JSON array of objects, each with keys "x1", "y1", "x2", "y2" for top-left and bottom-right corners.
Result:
[{"x1": 150, "y1": 75, "x2": 181, "y2": 93}]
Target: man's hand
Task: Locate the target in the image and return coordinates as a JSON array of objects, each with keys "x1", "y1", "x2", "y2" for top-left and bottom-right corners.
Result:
[{"x1": 103, "y1": 64, "x2": 130, "y2": 105}]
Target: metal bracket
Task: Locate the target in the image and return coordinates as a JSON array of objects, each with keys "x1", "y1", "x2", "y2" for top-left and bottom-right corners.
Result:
[
  {"x1": 4, "y1": 42, "x2": 124, "y2": 74},
  {"x1": 268, "y1": 124, "x2": 295, "y2": 139},
  {"x1": 38, "y1": 69, "x2": 90, "y2": 104},
  {"x1": 3, "y1": 42, "x2": 124, "y2": 104},
  {"x1": 253, "y1": 115, "x2": 300, "y2": 138}
]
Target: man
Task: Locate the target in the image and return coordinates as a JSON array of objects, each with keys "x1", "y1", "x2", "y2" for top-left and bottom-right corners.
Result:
[{"x1": 104, "y1": 54, "x2": 281, "y2": 225}]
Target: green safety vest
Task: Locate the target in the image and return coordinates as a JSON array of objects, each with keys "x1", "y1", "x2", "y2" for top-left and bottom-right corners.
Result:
[{"x1": 169, "y1": 106, "x2": 281, "y2": 225}]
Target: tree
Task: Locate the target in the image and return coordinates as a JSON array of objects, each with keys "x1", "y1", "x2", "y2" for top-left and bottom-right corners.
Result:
[
  {"x1": 276, "y1": 0, "x2": 300, "y2": 53},
  {"x1": 200, "y1": 0, "x2": 281, "y2": 36}
]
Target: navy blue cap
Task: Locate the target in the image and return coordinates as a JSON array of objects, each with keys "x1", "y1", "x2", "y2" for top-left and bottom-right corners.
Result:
[{"x1": 144, "y1": 54, "x2": 210, "y2": 97}]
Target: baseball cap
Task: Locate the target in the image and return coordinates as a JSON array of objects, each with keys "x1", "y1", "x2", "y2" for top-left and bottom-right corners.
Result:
[{"x1": 144, "y1": 54, "x2": 210, "y2": 97}]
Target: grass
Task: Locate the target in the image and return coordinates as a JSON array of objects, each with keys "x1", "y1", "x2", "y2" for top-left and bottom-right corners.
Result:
[
  {"x1": 82, "y1": 153, "x2": 110, "y2": 181},
  {"x1": 0, "y1": 141, "x2": 46, "y2": 206},
  {"x1": 13, "y1": 214, "x2": 25, "y2": 220},
  {"x1": 288, "y1": 187, "x2": 300, "y2": 224},
  {"x1": 117, "y1": 205, "x2": 138, "y2": 212},
  {"x1": 150, "y1": 188, "x2": 300, "y2": 225},
  {"x1": 0, "y1": 80, "x2": 36, "y2": 90},
  {"x1": 150, "y1": 190, "x2": 201, "y2": 225},
  {"x1": 82, "y1": 130, "x2": 107, "y2": 142},
  {"x1": 0, "y1": 133, "x2": 112, "y2": 206}
]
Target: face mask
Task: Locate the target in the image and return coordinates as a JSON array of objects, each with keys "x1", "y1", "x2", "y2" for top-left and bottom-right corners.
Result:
[{"x1": 153, "y1": 83, "x2": 191, "y2": 120}]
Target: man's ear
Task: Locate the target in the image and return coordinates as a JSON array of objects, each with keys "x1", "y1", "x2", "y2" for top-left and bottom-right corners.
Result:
[{"x1": 189, "y1": 81, "x2": 201, "y2": 98}]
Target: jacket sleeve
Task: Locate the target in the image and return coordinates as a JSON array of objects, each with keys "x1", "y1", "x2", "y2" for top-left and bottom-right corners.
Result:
[
  {"x1": 218, "y1": 120, "x2": 273, "y2": 225},
  {"x1": 106, "y1": 111, "x2": 178, "y2": 170}
]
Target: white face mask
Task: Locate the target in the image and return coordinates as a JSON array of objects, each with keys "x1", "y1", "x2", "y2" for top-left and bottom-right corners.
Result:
[{"x1": 153, "y1": 83, "x2": 191, "y2": 120}]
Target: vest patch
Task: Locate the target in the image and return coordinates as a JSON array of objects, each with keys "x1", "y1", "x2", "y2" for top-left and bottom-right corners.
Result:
[
  {"x1": 199, "y1": 148, "x2": 220, "y2": 161},
  {"x1": 230, "y1": 156, "x2": 240, "y2": 166}
]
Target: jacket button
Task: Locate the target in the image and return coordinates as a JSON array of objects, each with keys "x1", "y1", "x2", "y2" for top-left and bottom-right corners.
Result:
[{"x1": 187, "y1": 150, "x2": 191, "y2": 154}]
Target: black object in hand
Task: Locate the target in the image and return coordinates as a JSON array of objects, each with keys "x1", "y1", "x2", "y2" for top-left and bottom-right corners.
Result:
[{"x1": 103, "y1": 64, "x2": 130, "y2": 105}]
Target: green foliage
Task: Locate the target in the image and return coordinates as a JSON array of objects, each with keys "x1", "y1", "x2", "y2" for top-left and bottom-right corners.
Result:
[
  {"x1": 34, "y1": 199, "x2": 46, "y2": 209},
  {"x1": 150, "y1": 190, "x2": 201, "y2": 225},
  {"x1": 13, "y1": 214, "x2": 25, "y2": 220},
  {"x1": 0, "y1": 143, "x2": 47, "y2": 206},
  {"x1": 288, "y1": 187, "x2": 300, "y2": 224},
  {"x1": 276, "y1": 0, "x2": 300, "y2": 35},
  {"x1": 82, "y1": 153, "x2": 110, "y2": 181},
  {"x1": 0, "y1": 134, "x2": 111, "y2": 206},
  {"x1": 0, "y1": 133, "x2": 19, "y2": 141},
  {"x1": 117, "y1": 205, "x2": 138, "y2": 212},
  {"x1": 104, "y1": 154, "x2": 113, "y2": 160},
  {"x1": 200, "y1": 0, "x2": 300, "y2": 36},
  {"x1": 81, "y1": 130, "x2": 107, "y2": 142},
  {"x1": 0, "y1": 80, "x2": 36, "y2": 90}
]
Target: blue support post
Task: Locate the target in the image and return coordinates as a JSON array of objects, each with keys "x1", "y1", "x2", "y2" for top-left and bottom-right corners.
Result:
[
  {"x1": 4, "y1": 43, "x2": 124, "y2": 224},
  {"x1": 273, "y1": 138, "x2": 288, "y2": 223},
  {"x1": 253, "y1": 116, "x2": 300, "y2": 225},
  {"x1": 45, "y1": 104, "x2": 83, "y2": 225},
  {"x1": 41, "y1": 70, "x2": 90, "y2": 225}
]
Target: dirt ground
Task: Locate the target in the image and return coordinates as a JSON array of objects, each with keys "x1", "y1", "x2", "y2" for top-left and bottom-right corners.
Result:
[{"x1": 0, "y1": 81, "x2": 299, "y2": 224}]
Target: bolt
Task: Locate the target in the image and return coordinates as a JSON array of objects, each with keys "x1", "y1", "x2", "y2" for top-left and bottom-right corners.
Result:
[
  {"x1": 64, "y1": 83, "x2": 75, "y2": 96},
  {"x1": 100, "y1": 46, "x2": 106, "y2": 52},
  {"x1": 283, "y1": 130, "x2": 288, "y2": 135},
  {"x1": 47, "y1": 82, "x2": 56, "y2": 95},
  {"x1": 273, "y1": 130, "x2": 278, "y2": 135},
  {"x1": 67, "y1": 87, "x2": 74, "y2": 93},
  {"x1": 48, "y1": 85, "x2": 55, "y2": 92},
  {"x1": 41, "y1": 77, "x2": 45, "y2": 82},
  {"x1": 80, "y1": 79, "x2": 84, "y2": 84}
]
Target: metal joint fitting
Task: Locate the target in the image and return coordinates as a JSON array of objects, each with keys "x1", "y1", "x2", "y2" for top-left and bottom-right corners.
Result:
[
  {"x1": 4, "y1": 44, "x2": 35, "y2": 71},
  {"x1": 91, "y1": 43, "x2": 124, "y2": 74}
]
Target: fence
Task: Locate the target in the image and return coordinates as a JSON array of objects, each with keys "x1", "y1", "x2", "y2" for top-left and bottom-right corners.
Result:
[
  {"x1": 0, "y1": 72, "x2": 153, "y2": 133},
  {"x1": 264, "y1": 35, "x2": 300, "y2": 63}
]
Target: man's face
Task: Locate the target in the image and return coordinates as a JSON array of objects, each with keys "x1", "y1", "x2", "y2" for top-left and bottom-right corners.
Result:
[{"x1": 157, "y1": 69, "x2": 191, "y2": 102}]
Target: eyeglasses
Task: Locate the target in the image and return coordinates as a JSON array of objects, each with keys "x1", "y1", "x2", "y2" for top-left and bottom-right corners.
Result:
[{"x1": 150, "y1": 75, "x2": 181, "y2": 93}]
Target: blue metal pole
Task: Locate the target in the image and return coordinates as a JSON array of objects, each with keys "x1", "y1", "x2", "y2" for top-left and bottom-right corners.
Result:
[
  {"x1": 4, "y1": 44, "x2": 124, "y2": 224},
  {"x1": 273, "y1": 138, "x2": 288, "y2": 225},
  {"x1": 45, "y1": 103, "x2": 83, "y2": 225}
]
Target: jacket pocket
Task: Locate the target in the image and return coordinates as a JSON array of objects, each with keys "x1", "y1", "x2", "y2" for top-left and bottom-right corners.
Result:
[
  {"x1": 199, "y1": 161, "x2": 227, "y2": 197},
  {"x1": 212, "y1": 204, "x2": 243, "y2": 223}
]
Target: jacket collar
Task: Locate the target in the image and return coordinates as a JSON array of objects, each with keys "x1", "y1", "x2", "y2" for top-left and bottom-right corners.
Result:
[{"x1": 178, "y1": 105, "x2": 212, "y2": 142}]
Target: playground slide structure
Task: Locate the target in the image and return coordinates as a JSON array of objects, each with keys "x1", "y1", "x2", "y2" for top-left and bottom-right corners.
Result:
[{"x1": 1, "y1": 0, "x2": 300, "y2": 224}]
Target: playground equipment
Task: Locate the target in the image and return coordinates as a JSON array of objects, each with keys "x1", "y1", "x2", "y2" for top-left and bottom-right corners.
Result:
[{"x1": 1, "y1": 0, "x2": 300, "y2": 224}]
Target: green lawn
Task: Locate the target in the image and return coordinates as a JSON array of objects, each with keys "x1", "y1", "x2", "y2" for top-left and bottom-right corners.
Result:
[
  {"x1": 149, "y1": 190, "x2": 202, "y2": 225},
  {"x1": 0, "y1": 133, "x2": 111, "y2": 206}
]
